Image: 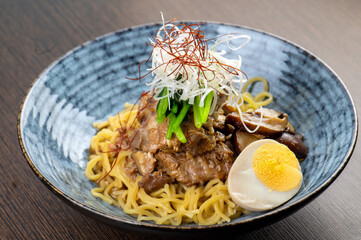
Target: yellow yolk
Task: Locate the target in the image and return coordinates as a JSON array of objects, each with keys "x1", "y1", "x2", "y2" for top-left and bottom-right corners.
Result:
[{"x1": 252, "y1": 143, "x2": 302, "y2": 192}]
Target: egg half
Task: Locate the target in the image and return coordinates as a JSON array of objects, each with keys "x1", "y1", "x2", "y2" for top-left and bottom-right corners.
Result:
[{"x1": 228, "y1": 139, "x2": 303, "y2": 211}]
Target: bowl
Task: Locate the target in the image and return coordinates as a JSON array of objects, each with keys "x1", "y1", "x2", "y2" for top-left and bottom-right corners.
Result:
[{"x1": 18, "y1": 22, "x2": 357, "y2": 237}]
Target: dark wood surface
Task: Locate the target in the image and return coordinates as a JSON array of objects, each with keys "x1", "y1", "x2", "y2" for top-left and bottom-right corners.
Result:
[{"x1": 2, "y1": 0, "x2": 361, "y2": 239}]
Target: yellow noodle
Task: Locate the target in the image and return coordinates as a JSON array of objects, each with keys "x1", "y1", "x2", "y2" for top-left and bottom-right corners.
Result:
[
  {"x1": 224, "y1": 77, "x2": 273, "y2": 112},
  {"x1": 85, "y1": 155, "x2": 102, "y2": 181},
  {"x1": 85, "y1": 96, "x2": 273, "y2": 225},
  {"x1": 92, "y1": 120, "x2": 109, "y2": 129},
  {"x1": 91, "y1": 187, "x2": 114, "y2": 204},
  {"x1": 242, "y1": 76, "x2": 269, "y2": 93}
]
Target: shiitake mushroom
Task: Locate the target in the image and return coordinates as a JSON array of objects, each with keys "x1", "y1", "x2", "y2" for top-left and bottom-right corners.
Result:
[
  {"x1": 225, "y1": 108, "x2": 289, "y2": 137},
  {"x1": 227, "y1": 108, "x2": 308, "y2": 160},
  {"x1": 275, "y1": 132, "x2": 308, "y2": 160}
]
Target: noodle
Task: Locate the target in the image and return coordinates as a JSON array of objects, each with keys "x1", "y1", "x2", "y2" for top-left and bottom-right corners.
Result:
[
  {"x1": 85, "y1": 78, "x2": 273, "y2": 225},
  {"x1": 241, "y1": 77, "x2": 273, "y2": 111},
  {"x1": 85, "y1": 105, "x2": 242, "y2": 225}
]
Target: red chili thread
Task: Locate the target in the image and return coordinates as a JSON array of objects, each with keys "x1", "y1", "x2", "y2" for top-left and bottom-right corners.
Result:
[
  {"x1": 97, "y1": 91, "x2": 152, "y2": 183},
  {"x1": 125, "y1": 19, "x2": 245, "y2": 88}
]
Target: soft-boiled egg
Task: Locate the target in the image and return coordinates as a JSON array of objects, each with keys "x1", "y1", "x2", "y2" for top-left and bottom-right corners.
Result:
[{"x1": 228, "y1": 139, "x2": 302, "y2": 211}]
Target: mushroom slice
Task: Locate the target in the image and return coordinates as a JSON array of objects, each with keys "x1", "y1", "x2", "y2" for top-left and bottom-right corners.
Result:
[
  {"x1": 225, "y1": 108, "x2": 289, "y2": 136},
  {"x1": 276, "y1": 132, "x2": 308, "y2": 160},
  {"x1": 232, "y1": 130, "x2": 265, "y2": 154}
]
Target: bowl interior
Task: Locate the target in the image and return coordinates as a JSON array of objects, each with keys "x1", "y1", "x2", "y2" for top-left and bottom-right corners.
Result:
[{"x1": 19, "y1": 22, "x2": 357, "y2": 229}]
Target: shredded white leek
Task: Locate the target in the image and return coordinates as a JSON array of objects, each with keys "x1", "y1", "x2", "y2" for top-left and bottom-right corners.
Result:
[{"x1": 146, "y1": 19, "x2": 251, "y2": 116}]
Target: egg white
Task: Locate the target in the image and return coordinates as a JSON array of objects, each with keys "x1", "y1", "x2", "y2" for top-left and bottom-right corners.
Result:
[{"x1": 228, "y1": 139, "x2": 302, "y2": 211}]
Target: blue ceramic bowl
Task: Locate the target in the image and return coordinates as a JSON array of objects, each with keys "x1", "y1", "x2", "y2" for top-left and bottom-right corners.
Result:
[{"x1": 18, "y1": 22, "x2": 357, "y2": 235}]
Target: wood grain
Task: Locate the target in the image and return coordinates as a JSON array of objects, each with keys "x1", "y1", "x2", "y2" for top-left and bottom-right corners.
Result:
[{"x1": 1, "y1": 0, "x2": 361, "y2": 239}]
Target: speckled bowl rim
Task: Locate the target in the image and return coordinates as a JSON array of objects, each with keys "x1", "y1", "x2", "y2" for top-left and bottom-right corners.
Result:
[{"x1": 18, "y1": 21, "x2": 358, "y2": 232}]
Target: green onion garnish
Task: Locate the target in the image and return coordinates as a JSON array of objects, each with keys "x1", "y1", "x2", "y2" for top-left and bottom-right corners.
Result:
[
  {"x1": 193, "y1": 95, "x2": 202, "y2": 128},
  {"x1": 201, "y1": 91, "x2": 213, "y2": 123},
  {"x1": 170, "y1": 101, "x2": 190, "y2": 132},
  {"x1": 156, "y1": 88, "x2": 169, "y2": 124},
  {"x1": 166, "y1": 112, "x2": 187, "y2": 143}
]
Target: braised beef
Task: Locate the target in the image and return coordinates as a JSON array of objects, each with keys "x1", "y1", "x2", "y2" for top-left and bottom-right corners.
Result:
[
  {"x1": 155, "y1": 142, "x2": 233, "y2": 186},
  {"x1": 212, "y1": 114, "x2": 227, "y2": 132},
  {"x1": 128, "y1": 94, "x2": 307, "y2": 193},
  {"x1": 138, "y1": 170, "x2": 174, "y2": 193},
  {"x1": 124, "y1": 155, "x2": 138, "y2": 180},
  {"x1": 132, "y1": 93, "x2": 181, "y2": 153},
  {"x1": 129, "y1": 93, "x2": 234, "y2": 191},
  {"x1": 130, "y1": 151, "x2": 156, "y2": 176},
  {"x1": 183, "y1": 120, "x2": 216, "y2": 156}
]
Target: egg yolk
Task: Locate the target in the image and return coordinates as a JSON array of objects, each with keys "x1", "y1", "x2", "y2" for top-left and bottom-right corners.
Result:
[{"x1": 252, "y1": 143, "x2": 302, "y2": 192}]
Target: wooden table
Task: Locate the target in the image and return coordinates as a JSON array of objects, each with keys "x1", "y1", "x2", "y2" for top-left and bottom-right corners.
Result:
[{"x1": 2, "y1": 0, "x2": 360, "y2": 239}]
